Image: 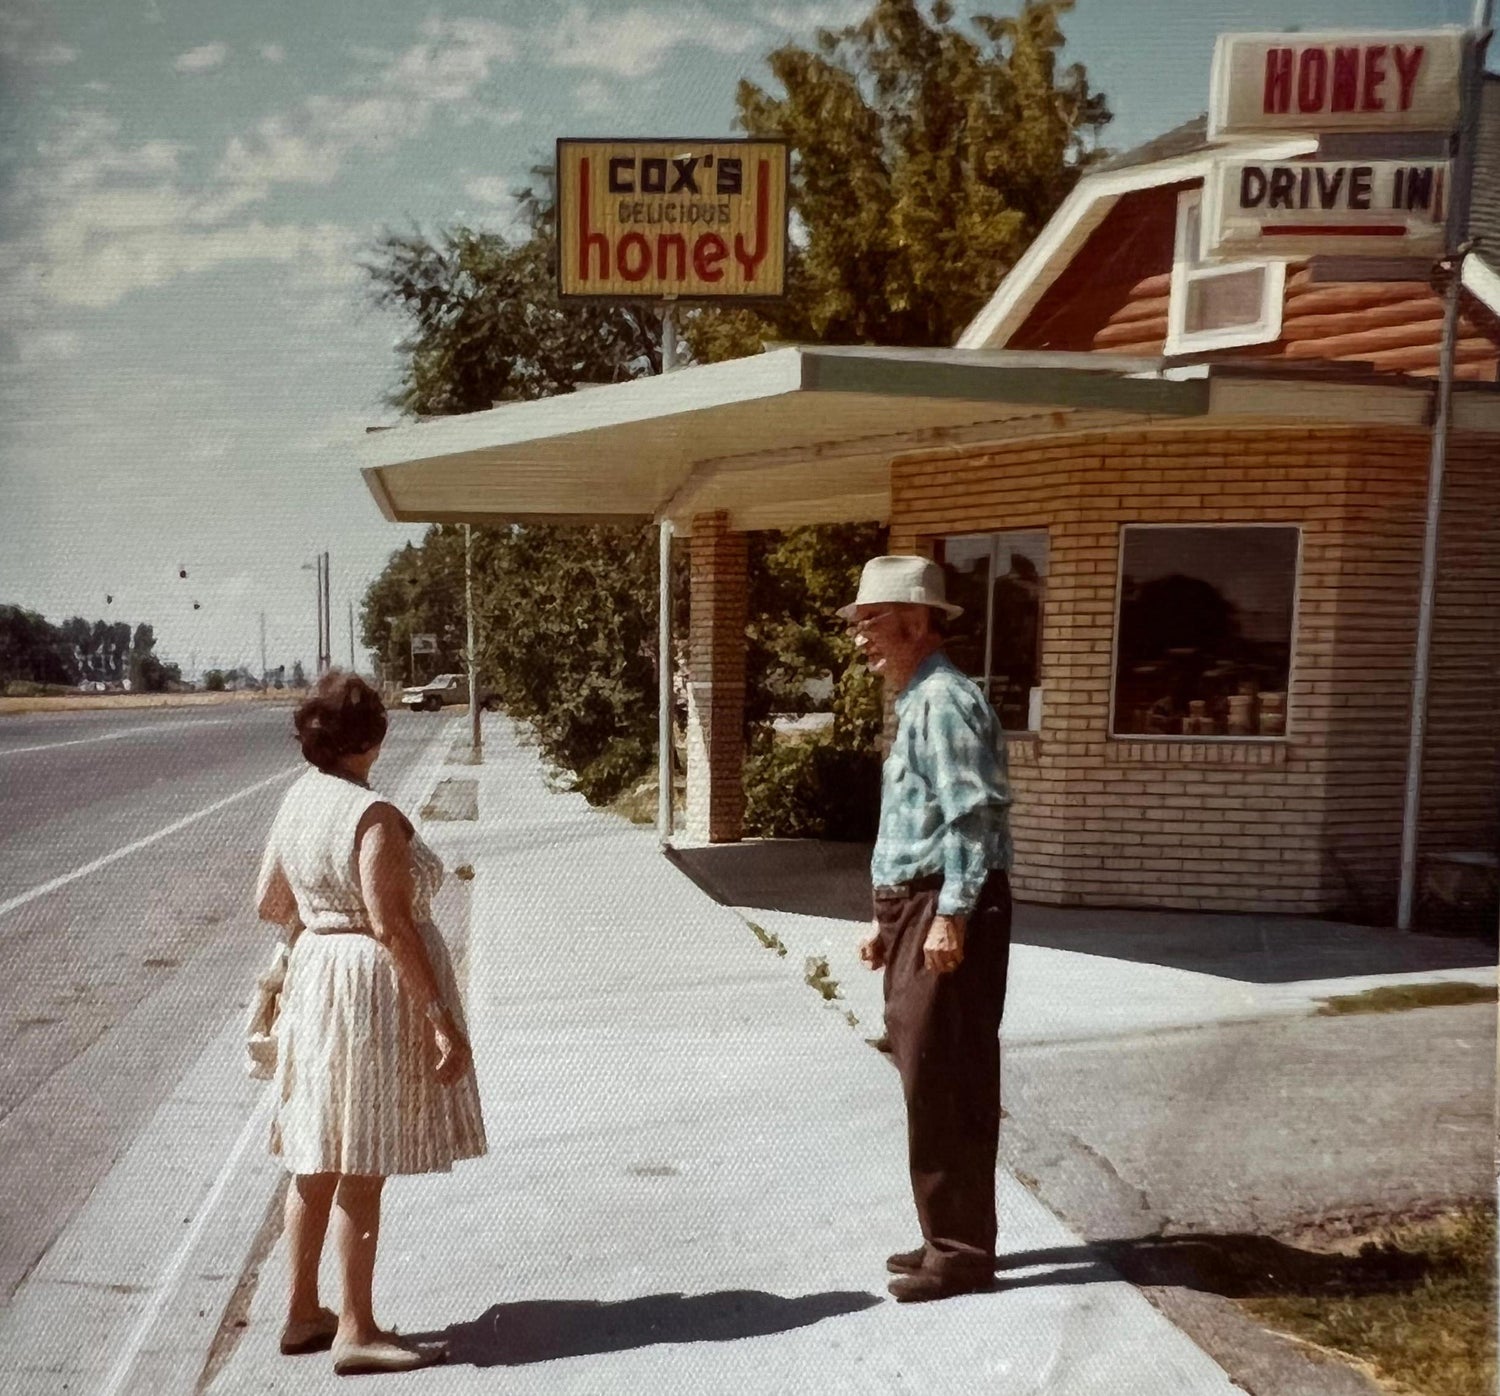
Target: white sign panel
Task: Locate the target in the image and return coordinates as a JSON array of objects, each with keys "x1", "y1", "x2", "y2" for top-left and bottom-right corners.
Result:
[
  {"x1": 1205, "y1": 158, "x2": 1449, "y2": 260},
  {"x1": 1208, "y1": 30, "x2": 1464, "y2": 139},
  {"x1": 410, "y1": 633, "x2": 438, "y2": 655}
]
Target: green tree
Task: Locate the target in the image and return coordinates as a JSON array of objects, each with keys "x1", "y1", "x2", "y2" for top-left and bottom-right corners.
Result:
[
  {"x1": 686, "y1": 0, "x2": 1109, "y2": 359},
  {"x1": 360, "y1": 0, "x2": 1107, "y2": 811}
]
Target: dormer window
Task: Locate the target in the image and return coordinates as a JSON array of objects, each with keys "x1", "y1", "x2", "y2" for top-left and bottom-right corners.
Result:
[{"x1": 1166, "y1": 188, "x2": 1284, "y2": 355}]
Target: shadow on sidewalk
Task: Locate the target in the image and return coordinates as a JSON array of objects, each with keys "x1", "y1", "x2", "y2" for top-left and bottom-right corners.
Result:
[
  {"x1": 997, "y1": 1231, "x2": 1430, "y2": 1300},
  {"x1": 420, "y1": 1288, "x2": 882, "y2": 1367},
  {"x1": 668, "y1": 842, "x2": 1496, "y2": 984}
]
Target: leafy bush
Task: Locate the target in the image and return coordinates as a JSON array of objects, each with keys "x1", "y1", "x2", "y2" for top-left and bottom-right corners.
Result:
[
  {"x1": 743, "y1": 733, "x2": 880, "y2": 841},
  {"x1": 203, "y1": 670, "x2": 227, "y2": 692}
]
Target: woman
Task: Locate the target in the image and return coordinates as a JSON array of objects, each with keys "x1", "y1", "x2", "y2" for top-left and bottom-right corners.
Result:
[{"x1": 255, "y1": 670, "x2": 486, "y2": 1376}]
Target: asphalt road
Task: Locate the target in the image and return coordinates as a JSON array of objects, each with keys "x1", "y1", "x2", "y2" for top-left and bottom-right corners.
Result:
[{"x1": 0, "y1": 703, "x2": 436, "y2": 1304}]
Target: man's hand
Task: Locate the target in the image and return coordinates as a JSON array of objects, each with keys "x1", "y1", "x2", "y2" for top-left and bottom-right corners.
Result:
[
  {"x1": 859, "y1": 923, "x2": 886, "y2": 971},
  {"x1": 923, "y1": 914, "x2": 966, "y2": 975}
]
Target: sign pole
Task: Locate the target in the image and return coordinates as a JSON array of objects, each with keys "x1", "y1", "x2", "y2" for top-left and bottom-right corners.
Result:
[
  {"x1": 657, "y1": 303, "x2": 677, "y2": 848},
  {"x1": 1397, "y1": 1, "x2": 1492, "y2": 931}
]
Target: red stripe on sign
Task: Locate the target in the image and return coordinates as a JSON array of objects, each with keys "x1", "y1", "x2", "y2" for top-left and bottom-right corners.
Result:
[{"x1": 1260, "y1": 224, "x2": 1408, "y2": 237}]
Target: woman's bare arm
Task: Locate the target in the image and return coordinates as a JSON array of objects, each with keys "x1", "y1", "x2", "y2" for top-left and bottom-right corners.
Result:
[
  {"x1": 256, "y1": 846, "x2": 299, "y2": 927},
  {"x1": 357, "y1": 805, "x2": 451, "y2": 1018}
]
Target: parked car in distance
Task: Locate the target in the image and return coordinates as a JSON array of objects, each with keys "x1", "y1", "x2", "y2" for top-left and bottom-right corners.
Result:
[{"x1": 399, "y1": 673, "x2": 502, "y2": 713}]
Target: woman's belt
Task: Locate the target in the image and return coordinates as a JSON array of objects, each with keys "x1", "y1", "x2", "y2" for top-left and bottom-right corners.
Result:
[{"x1": 303, "y1": 912, "x2": 375, "y2": 935}]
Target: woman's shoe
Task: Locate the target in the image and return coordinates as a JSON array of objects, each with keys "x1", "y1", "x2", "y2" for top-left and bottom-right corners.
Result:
[
  {"x1": 280, "y1": 1307, "x2": 339, "y2": 1356},
  {"x1": 331, "y1": 1335, "x2": 447, "y2": 1376}
]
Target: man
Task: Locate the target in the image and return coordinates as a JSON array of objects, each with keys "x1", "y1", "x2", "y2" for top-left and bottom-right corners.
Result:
[{"x1": 838, "y1": 554, "x2": 1013, "y2": 1303}]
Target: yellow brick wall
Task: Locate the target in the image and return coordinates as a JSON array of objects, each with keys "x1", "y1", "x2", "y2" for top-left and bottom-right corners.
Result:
[{"x1": 889, "y1": 425, "x2": 1499, "y2": 916}]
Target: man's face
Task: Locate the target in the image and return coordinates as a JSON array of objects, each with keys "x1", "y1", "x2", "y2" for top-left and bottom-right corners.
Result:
[{"x1": 849, "y1": 603, "x2": 930, "y2": 678}]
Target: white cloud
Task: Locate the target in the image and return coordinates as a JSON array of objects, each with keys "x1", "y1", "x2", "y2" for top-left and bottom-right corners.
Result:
[
  {"x1": 463, "y1": 176, "x2": 511, "y2": 205},
  {"x1": 454, "y1": 104, "x2": 524, "y2": 130},
  {"x1": 174, "y1": 42, "x2": 229, "y2": 74},
  {"x1": 763, "y1": 0, "x2": 867, "y2": 31},
  {"x1": 573, "y1": 78, "x2": 617, "y2": 114},
  {"x1": 543, "y1": 5, "x2": 758, "y2": 79},
  {"x1": 385, "y1": 16, "x2": 516, "y2": 102},
  {"x1": 3, "y1": 329, "x2": 81, "y2": 366},
  {"x1": 209, "y1": 16, "x2": 520, "y2": 214},
  {"x1": 0, "y1": 10, "x2": 78, "y2": 65},
  {"x1": 259, "y1": 43, "x2": 286, "y2": 64},
  {"x1": 1, "y1": 109, "x2": 358, "y2": 312}
]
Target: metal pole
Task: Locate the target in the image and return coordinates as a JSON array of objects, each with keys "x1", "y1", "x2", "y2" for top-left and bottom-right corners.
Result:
[
  {"x1": 322, "y1": 552, "x2": 332, "y2": 674},
  {"x1": 312, "y1": 562, "x2": 323, "y2": 677},
  {"x1": 466, "y1": 523, "x2": 482, "y2": 757},
  {"x1": 657, "y1": 303, "x2": 678, "y2": 846},
  {"x1": 1397, "y1": 3, "x2": 1491, "y2": 930}
]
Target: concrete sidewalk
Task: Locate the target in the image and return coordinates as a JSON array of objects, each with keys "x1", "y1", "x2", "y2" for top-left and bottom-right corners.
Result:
[
  {"x1": 206, "y1": 715, "x2": 1238, "y2": 1395},
  {"x1": 667, "y1": 843, "x2": 1495, "y2": 1051}
]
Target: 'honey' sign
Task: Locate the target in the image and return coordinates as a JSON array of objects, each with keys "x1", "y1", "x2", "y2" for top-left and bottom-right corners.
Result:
[
  {"x1": 1209, "y1": 30, "x2": 1463, "y2": 137},
  {"x1": 556, "y1": 139, "x2": 789, "y2": 301}
]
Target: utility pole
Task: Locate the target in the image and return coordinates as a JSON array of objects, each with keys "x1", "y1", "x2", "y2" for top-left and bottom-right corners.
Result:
[
  {"x1": 320, "y1": 552, "x2": 331, "y2": 674},
  {"x1": 259, "y1": 612, "x2": 267, "y2": 687},
  {"x1": 348, "y1": 599, "x2": 355, "y2": 673},
  {"x1": 1397, "y1": 0, "x2": 1493, "y2": 930},
  {"x1": 465, "y1": 524, "x2": 481, "y2": 758}
]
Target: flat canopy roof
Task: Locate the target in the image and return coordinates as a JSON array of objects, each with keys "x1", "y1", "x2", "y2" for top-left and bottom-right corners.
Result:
[
  {"x1": 358, "y1": 346, "x2": 1207, "y2": 533},
  {"x1": 357, "y1": 345, "x2": 1500, "y2": 533}
]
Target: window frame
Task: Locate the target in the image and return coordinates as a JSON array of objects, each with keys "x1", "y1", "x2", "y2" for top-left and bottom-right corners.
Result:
[
  {"x1": 1107, "y1": 522, "x2": 1303, "y2": 743},
  {"x1": 1165, "y1": 188, "x2": 1286, "y2": 356},
  {"x1": 935, "y1": 529, "x2": 1048, "y2": 736}
]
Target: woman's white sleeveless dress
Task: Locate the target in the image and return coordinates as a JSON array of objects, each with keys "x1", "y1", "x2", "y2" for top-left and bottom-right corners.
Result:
[{"x1": 259, "y1": 767, "x2": 487, "y2": 1176}]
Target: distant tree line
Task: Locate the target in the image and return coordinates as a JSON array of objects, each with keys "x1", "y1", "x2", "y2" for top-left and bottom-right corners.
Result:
[{"x1": 0, "y1": 606, "x2": 181, "y2": 692}]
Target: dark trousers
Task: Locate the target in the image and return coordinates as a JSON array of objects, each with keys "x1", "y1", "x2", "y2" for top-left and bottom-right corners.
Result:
[{"x1": 875, "y1": 870, "x2": 1011, "y2": 1277}]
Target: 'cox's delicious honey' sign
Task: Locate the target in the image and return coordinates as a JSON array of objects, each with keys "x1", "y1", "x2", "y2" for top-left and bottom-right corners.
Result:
[
  {"x1": 1206, "y1": 158, "x2": 1451, "y2": 259},
  {"x1": 1208, "y1": 30, "x2": 1464, "y2": 138},
  {"x1": 557, "y1": 139, "x2": 789, "y2": 300}
]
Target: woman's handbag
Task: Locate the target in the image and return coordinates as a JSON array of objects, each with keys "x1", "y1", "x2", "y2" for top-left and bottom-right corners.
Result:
[{"x1": 245, "y1": 938, "x2": 291, "y2": 1080}]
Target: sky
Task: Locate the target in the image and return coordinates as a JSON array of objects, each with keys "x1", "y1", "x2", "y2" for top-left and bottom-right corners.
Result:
[{"x1": 0, "y1": 0, "x2": 1478, "y2": 680}]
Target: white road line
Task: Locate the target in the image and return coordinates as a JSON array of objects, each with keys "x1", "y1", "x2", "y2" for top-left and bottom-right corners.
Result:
[
  {"x1": 0, "y1": 767, "x2": 300, "y2": 921},
  {"x1": 97, "y1": 1097, "x2": 271, "y2": 1396},
  {"x1": 0, "y1": 717, "x2": 238, "y2": 759}
]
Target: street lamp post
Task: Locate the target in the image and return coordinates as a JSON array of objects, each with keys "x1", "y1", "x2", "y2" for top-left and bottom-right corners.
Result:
[{"x1": 465, "y1": 523, "x2": 481, "y2": 758}]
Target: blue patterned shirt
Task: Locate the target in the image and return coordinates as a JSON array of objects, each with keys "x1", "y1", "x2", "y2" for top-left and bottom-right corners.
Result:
[{"x1": 870, "y1": 650, "x2": 1013, "y2": 916}]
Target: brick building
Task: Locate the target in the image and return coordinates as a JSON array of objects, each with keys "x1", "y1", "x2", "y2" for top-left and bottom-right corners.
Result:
[{"x1": 360, "y1": 93, "x2": 1500, "y2": 924}]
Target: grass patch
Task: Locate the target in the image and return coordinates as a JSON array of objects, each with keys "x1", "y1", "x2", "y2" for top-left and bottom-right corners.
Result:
[
  {"x1": 1314, "y1": 981, "x2": 1496, "y2": 1016},
  {"x1": 1241, "y1": 1205, "x2": 1494, "y2": 1396},
  {"x1": 804, "y1": 955, "x2": 841, "y2": 1001},
  {"x1": 746, "y1": 921, "x2": 788, "y2": 957}
]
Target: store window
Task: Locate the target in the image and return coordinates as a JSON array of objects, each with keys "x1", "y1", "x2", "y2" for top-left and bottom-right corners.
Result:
[
  {"x1": 1112, "y1": 525, "x2": 1299, "y2": 739},
  {"x1": 1166, "y1": 189, "x2": 1284, "y2": 354},
  {"x1": 934, "y1": 532, "x2": 1047, "y2": 732}
]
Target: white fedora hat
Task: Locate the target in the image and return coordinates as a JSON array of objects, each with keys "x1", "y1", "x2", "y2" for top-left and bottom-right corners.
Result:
[{"x1": 836, "y1": 555, "x2": 962, "y2": 622}]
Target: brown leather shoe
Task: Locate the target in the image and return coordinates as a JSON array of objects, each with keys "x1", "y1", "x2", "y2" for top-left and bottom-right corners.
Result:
[
  {"x1": 887, "y1": 1269, "x2": 995, "y2": 1303},
  {"x1": 886, "y1": 1245, "x2": 926, "y2": 1275},
  {"x1": 279, "y1": 1307, "x2": 338, "y2": 1356}
]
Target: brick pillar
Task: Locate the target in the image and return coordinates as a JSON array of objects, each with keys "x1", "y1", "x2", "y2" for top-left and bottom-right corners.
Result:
[{"x1": 686, "y1": 511, "x2": 748, "y2": 843}]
